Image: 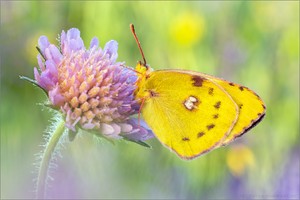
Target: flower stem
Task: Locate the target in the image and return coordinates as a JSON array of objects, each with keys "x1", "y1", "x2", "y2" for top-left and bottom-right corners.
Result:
[{"x1": 36, "y1": 120, "x2": 65, "y2": 199}]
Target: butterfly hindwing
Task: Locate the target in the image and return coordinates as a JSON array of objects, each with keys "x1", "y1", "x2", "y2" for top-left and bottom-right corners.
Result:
[
  {"x1": 170, "y1": 70, "x2": 266, "y2": 146},
  {"x1": 201, "y1": 74, "x2": 266, "y2": 145},
  {"x1": 140, "y1": 70, "x2": 239, "y2": 159}
]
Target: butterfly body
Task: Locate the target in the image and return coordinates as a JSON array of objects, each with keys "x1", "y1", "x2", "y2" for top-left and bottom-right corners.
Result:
[{"x1": 134, "y1": 62, "x2": 266, "y2": 160}]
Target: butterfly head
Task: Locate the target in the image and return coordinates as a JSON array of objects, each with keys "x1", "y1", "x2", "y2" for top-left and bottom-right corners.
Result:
[
  {"x1": 135, "y1": 61, "x2": 152, "y2": 77},
  {"x1": 134, "y1": 60, "x2": 153, "y2": 100}
]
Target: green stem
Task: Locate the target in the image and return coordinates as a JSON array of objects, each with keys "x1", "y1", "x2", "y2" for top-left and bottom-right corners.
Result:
[{"x1": 36, "y1": 120, "x2": 65, "y2": 199}]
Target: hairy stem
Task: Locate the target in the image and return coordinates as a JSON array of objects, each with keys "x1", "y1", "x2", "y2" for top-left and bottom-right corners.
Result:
[{"x1": 36, "y1": 120, "x2": 65, "y2": 199}]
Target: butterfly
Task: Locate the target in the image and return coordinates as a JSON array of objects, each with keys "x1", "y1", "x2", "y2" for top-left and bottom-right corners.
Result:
[{"x1": 130, "y1": 24, "x2": 266, "y2": 160}]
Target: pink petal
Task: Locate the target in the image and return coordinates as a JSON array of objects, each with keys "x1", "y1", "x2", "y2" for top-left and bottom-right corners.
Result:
[
  {"x1": 34, "y1": 67, "x2": 41, "y2": 83},
  {"x1": 104, "y1": 40, "x2": 118, "y2": 62},
  {"x1": 90, "y1": 37, "x2": 99, "y2": 49},
  {"x1": 38, "y1": 36, "x2": 50, "y2": 53},
  {"x1": 101, "y1": 123, "x2": 114, "y2": 135},
  {"x1": 119, "y1": 123, "x2": 133, "y2": 133},
  {"x1": 37, "y1": 54, "x2": 45, "y2": 71},
  {"x1": 111, "y1": 123, "x2": 121, "y2": 135},
  {"x1": 49, "y1": 86, "x2": 65, "y2": 106},
  {"x1": 45, "y1": 60, "x2": 58, "y2": 78},
  {"x1": 49, "y1": 44, "x2": 63, "y2": 64}
]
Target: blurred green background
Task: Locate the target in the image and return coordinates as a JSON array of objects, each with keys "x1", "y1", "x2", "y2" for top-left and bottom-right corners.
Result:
[{"x1": 1, "y1": 1, "x2": 299, "y2": 199}]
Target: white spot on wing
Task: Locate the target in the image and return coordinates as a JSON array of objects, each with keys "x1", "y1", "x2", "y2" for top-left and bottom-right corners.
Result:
[{"x1": 184, "y1": 96, "x2": 198, "y2": 110}]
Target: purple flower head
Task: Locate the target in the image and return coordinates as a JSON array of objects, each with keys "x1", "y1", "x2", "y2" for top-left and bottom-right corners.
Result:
[{"x1": 34, "y1": 28, "x2": 153, "y2": 141}]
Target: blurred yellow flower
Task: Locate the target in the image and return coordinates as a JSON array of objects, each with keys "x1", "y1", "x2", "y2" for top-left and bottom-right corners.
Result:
[
  {"x1": 226, "y1": 144, "x2": 256, "y2": 177},
  {"x1": 169, "y1": 12, "x2": 205, "y2": 47}
]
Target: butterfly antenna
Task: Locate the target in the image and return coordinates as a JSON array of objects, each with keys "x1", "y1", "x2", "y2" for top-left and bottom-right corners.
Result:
[{"x1": 130, "y1": 24, "x2": 147, "y2": 66}]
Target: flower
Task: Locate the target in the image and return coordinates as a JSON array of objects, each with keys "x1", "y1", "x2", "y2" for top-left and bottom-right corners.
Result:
[
  {"x1": 226, "y1": 144, "x2": 255, "y2": 177},
  {"x1": 169, "y1": 12, "x2": 206, "y2": 47},
  {"x1": 34, "y1": 28, "x2": 153, "y2": 141}
]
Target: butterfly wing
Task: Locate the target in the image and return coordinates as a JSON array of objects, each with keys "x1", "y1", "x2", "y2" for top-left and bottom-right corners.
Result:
[
  {"x1": 199, "y1": 73, "x2": 266, "y2": 145},
  {"x1": 140, "y1": 70, "x2": 239, "y2": 159},
  {"x1": 170, "y1": 69, "x2": 266, "y2": 146}
]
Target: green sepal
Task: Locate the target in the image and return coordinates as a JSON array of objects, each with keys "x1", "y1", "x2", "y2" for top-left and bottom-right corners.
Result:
[
  {"x1": 40, "y1": 102, "x2": 60, "y2": 111},
  {"x1": 20, "y1": 75, "x2": 48, "y2": 95},
  {"x1": 123, "y1": 137, "x2": 152, "y2": 148},
  {"x1": 68, "y1": 129, "x2": 77, "y2": 142},
  {"x1": 36, "y1": 46, "x2": 46, "y2": 61}
]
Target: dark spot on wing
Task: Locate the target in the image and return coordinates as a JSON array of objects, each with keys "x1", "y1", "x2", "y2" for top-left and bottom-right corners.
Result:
[
  {"x1": 213, "y1": 114, "x2": 219, "y2": 119},
  {"x1": 239, "y1": 86, "x2": 244, "y2": 91},
  {"x1": 149, "y1": 90, "x2": 159, "y2": 97},
  {"x1": 192, "y1": 75, "x2": 203, "y2": 87},
  {"x1": 229, "y1": 82, "x2": 235, "y2": 86},
  {"x1": 182, "y1": 137, "x2": 190, "y2": 141},
  {"x1": 207, "y1": 124, "x2": 215, "y2": 130},
  {"x1": 253, "y1": 92, "x2": 259, "y2": 97},
  {"x1": 214, "y1": 101, "x2": 221, "y2": 109},
  {"x1": 255, "y1": 93, "x2": 261, "y2": 99},
  {"x1": 197, "y1": 132, "x2": 205, "y2": 138},
  {"x1": 208, "y1": 87, "x2": 214, "y2": 95},
  {"x1": 239, "y1": 104, "x2": 243, "y2": 109}
]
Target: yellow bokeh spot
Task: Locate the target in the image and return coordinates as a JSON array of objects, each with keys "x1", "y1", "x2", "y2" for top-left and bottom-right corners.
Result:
[
  {"x1": 25, "y1": 33, "x2": 41, "y2": 64},
  {"x1": 25, "y1": 31, "x2": 55, "y2": 65},
  {"x1": 226, "y1": 144, "x2": 256, "y2": 177},
  {"x1": 169, "y1": 12, "x2": 205, "y2": 47}
]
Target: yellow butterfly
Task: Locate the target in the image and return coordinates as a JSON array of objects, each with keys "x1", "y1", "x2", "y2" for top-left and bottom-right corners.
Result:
[{"x1": 130, "y1": 24, "x2": 266, "y2": 160}]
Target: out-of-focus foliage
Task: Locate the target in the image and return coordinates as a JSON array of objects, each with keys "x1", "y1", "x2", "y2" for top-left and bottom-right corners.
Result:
[{"x1": 1, "y1": 1, "x2": 299, "y2": 199}]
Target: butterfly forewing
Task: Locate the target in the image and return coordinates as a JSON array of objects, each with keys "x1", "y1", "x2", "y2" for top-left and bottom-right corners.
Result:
[{"x1": 140, "y1": 70, "x2": 239, "y2": 159}]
